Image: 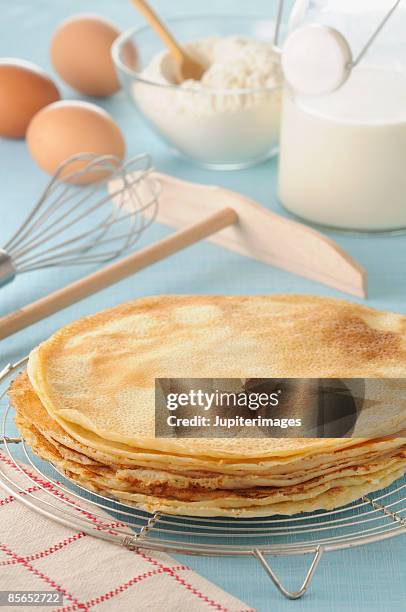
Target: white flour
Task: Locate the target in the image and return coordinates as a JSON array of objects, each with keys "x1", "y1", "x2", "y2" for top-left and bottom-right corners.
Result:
[{"x1": 132, "y1": 36, "x2": 282, "y2": 166}]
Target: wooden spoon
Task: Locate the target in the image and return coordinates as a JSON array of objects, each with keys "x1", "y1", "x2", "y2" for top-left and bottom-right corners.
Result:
[{"x1": 130, "y1": 0, "x2": 206, "y2": 83}]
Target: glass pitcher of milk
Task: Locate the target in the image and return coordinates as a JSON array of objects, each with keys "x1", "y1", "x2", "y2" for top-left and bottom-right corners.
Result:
[{"x1": 278, "y1": 0, "x2": 406, "y2": 232}]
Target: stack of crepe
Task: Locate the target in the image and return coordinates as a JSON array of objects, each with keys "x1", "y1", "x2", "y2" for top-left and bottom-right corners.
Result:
[{"x1": 10, "y1": 295, "x2": 406, "y2": 517}]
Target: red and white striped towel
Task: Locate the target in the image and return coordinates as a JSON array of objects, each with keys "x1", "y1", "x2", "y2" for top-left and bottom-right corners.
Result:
[{"x1": 0, "y1": 452, "x2": 253, "y2": 611}]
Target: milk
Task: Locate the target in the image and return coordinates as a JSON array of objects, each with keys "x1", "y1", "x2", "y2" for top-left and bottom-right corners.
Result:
[{"x1": 278, "y1": 67, "x2": 406, "y2": 230}]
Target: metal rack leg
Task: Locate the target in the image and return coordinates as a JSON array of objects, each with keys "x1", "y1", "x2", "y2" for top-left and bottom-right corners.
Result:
[{"x1": 254, "y1": 546, "x2": 324, "y2": 600}]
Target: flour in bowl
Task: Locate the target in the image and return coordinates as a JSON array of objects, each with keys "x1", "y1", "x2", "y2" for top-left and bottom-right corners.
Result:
[{"x1": 132, "y1": 36, "x2": 282, "y2": 167}]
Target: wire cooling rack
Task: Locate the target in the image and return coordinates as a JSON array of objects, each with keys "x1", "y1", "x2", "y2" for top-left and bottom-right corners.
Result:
[{"x1": 1, "y1": 357, "x2": 405, "y2": 600}]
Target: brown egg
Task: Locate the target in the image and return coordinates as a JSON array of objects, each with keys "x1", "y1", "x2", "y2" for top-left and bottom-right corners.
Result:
[
  {"x1": 0, "y1": 58, "x2": 60, "y2": 139},
  {"x1": 26, "y1": 100, "x2": 125, "y2": 184},
  {"x1": 50, "y1": 14, "x2": 122, "y2": 97}
]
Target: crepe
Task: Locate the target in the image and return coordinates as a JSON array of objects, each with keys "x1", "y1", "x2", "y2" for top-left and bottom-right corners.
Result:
[
  {"x1": 11, "y1": 370, "x2": 406, "y2": 476},
  {"x1": 102, "y1": 467, "x2": 406, "y2": 517},
  {"x1": 15, "y1": 408, "x2": 406, "y2": 517},
  {"x1": 27, "y1": 295, "x2": 406, "y2": 458},
  {"x1": 12, "y1": 377, "x2": 406, "y2": 491},
  {"x1": 11, "y1": 368, "x2": 406, "y2": 517},
  {"x1": 10, "y1": 294, "x2": 406, "y2": 518}
]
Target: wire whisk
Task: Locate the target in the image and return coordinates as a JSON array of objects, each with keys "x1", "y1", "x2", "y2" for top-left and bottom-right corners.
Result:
[{"x1": 0, "y1": 153, "x2": 160, "y2": 288}]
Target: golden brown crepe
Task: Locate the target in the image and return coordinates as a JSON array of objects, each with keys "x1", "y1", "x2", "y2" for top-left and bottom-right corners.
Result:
[
  {"x1": 27, "y1": 295, "x2": 406, "y2": 457},
  {"x1": 14, "y1": 391, "x2": 406, "y2": 517},
  {"x1": 12, "y1": 372, "x2": 406, "y2": 495},
  {"x1": 10, "y1": 294, "x2": 406, "y2": 518}
]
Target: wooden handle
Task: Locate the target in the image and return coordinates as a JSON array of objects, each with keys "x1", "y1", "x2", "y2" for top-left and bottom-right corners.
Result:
[
  {"x1": 130, "y1": 0, "x2": 184, "y2": 63},
  {"x1": 0, "y1": 207, "x2": 237, "y2": 341}
]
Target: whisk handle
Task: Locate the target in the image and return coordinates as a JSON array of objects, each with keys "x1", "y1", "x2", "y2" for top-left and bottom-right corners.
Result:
[{"x1": 0, "y1": 207, "x2": 237, "y2": 340}]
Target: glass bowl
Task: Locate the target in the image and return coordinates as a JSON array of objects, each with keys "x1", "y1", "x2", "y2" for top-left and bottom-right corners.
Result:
[{"x1": 112, "y1": 16, "x2": 282, "y2": 169}]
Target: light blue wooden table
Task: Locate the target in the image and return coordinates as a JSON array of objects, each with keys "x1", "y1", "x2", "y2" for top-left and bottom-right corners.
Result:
[{"x1": 1, "y1": 2, "x2": 405, "y2": 610}]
